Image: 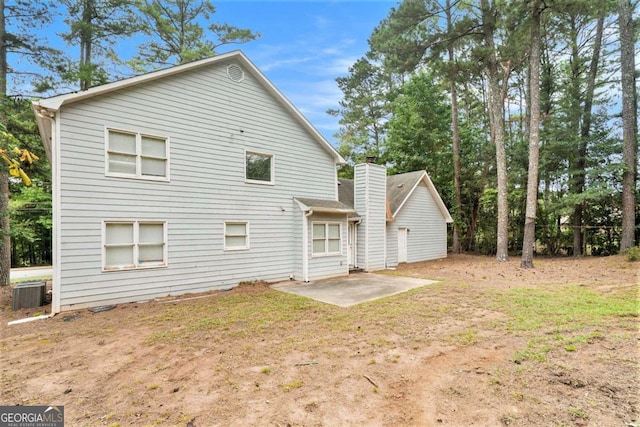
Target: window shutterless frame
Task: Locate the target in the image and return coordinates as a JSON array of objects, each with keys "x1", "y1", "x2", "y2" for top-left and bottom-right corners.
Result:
[
  {"x1": 224, "y1": 221, "x2": 250, "y2": 250},
  {"x1": 105, "y1": 127, "x2": 170, "y2": 181},
  {"x1": 244, "y1": 150, "x2": 274, "y2": 185},
  {"x1": 311, "y1": 222, "x2": 342, "y2": 256},
  {"x1": 102, "y1": 220, "x2": 168, "y2": 271}
]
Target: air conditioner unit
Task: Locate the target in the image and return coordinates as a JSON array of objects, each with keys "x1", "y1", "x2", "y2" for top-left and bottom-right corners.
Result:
[{"x1": 12, "y1": 281, "x2": 46, "y2": 311}]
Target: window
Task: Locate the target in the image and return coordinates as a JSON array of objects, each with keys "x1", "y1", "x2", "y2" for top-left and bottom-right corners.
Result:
[
  {"x1": 312, "y1": 222, "x2": 342, "y2": 256},
  {"x1": 103, "y1": 221, "x2": 166, "y2": 270},
  {"x1": 107, "y1": 129, "x2": 168, "y2": 180},
  {"x1": 224, "y1": 221, "x2": 249, "y2": 250},
  {"x1": 245, "y1": 151, "x2": 273, "y2": 184}
]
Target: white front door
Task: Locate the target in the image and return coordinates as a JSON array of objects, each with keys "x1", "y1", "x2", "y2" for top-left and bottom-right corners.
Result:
[
  {"x1": 348, "y1": 222, "x2": 357, "y2": 268},
  {"x1": 398, "y1": 227, "x2": 408, "y2": 263}
]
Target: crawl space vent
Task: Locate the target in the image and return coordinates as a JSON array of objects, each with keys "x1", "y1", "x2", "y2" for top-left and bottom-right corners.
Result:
[{"x1": 226, "y1": 64, "x2": 245, "y2": 83}]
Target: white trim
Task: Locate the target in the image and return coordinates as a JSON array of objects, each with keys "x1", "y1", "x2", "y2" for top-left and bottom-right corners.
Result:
[
  {"x1": 364, "y1": 165, "x2": 370, "y2": 269},
  {"x1": 295, "y1": 199, "x2": 312, "y2": 282},
  {"x1": 244, "y1": 149, "x2": 275, "y2": 185},
  {"x1": 102, "y1": 220, "x2": 168, "y2": 271},
  {"x1": 223, "y1": 221, "x2": 250, "y2": 251},
  {"x1": 31, "y1": 51, "x2": 344, "y2": 165},
  {"x1": 348, "y1": 222, "x2": 358, "y2": 268},
  {"x1": 52, "y1": 114, "x2": 61, "y2": 314},
  {"x1": 105, "y1": 127, "x2": 170, "y2": 181},
  {"x1": 311, "y1": 221, "x2": 343, "y2": 257}
]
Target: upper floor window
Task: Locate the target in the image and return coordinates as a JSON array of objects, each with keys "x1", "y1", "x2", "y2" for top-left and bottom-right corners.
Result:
[
  {"x1": 106, "y1": 129, "x2": 169, "y2": 180},
  {"x1": 245, "y1": 151, "x2": 273, "y2": 184}
]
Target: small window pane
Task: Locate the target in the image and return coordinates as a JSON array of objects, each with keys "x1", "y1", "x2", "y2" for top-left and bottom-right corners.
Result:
[
  {"x1": 328, "y1": 239, "x2": 341, "y2": 253},
  {"x1": 139, "y1": 244, "x2": 164, "y2": 263},
  {"x1": 226, "y1": 235, "x2": 247, "y2": 248},
  {"x1": 109, "y1": 131, "x2": 136, "y2": 154},
  {"x1": 141, "y1": 136, "x2": 166, "y2": 157},
  {"x1": 108, "y1": 153, "x2": 136, "y2": 174},
  {"x1": 246, "y1": 152, "x2": 272, "y2": 182},
  {"x1": 328, "y1": 224, "x2": 340, "y2": 239},
  {"x1": 226, "y1": 223, "x2": 247, "y2": 236},
  {"x1": 313, "y1": 224, "x2": 325, "y2": 239},
  {"x1": 105, "y1": 246, "x2": 133, "y2": 267},
  {"x1": 139, "y1": 223, "x2": 163, "y2": 244},
  {"x1": 141, "y1": 158, "x2": 166, "y2": 177},
  {"x1": 313, "y1": 239, "x2": 326, "y2": 254},
  {"x1": 106, "y1": 223, "x2": 133, "y2": 245}
]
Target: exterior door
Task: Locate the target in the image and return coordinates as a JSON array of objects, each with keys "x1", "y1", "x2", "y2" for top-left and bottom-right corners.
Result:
[
  {"x1": 348, "y1": 222, "x2": 357, "y2": 268},
  {"x1": 398, "y1": 227, "x2": 408, "y2": 263}
]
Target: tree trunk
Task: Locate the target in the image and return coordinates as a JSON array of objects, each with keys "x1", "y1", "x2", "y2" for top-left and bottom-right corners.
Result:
[
  {"x1": 80, "y1": 0, "x2": 93, "y2": 90},
  {"x1": 446, "y1": 0, "x2": 462, "y2": 254},
  {"x1": 0, "y1": 0, "x2": 10, "y2": 286},
  {"x1": 481, "y1": 0, "x2": 509, "y2": 262},
  {"x1": 521, "y1": 0, "x2": 542, "y2": 268},
  {"x1": 618, "y1": 0, "x2": 637, "y2": 250}
]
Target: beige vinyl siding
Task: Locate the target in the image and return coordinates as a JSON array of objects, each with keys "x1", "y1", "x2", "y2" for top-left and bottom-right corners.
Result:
[
  {"x1": 55, "y1": 60, "x2": 338, "y2": 310},
  {"x1": 394, "y1": 182, "x2": 448, "y2": 263}
]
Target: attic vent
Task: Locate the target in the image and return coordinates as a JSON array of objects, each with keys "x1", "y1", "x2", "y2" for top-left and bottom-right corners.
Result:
[{"x1": 226, "y1": 64, "x2": 245, "y2": 83}]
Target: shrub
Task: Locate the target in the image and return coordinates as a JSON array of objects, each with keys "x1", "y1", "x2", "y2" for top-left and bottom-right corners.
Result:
[{"x1": 624, "y1": 246, "x2": 640, "y2": 262}]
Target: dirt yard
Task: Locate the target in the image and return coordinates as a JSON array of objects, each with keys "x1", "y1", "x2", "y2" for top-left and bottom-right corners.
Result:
[{"x1": 1, "y1": 255, "x2": 638, "y2": 427}]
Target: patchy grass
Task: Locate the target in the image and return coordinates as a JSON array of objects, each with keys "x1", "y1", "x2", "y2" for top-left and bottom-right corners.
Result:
[{"x1": 1, "y1": 255, "x2": 638, "y2": 427}]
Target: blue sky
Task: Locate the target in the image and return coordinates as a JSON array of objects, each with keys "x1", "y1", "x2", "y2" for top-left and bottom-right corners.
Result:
[
  {"x1": 15, "y1": 1, "x2": 397, "y2": 144},
  {"x1": 209, "y1": 1, "x2": 398, "y2": 143}
]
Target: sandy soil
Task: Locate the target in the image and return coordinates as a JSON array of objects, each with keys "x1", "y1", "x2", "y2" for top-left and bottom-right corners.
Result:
[{"x1": 1, "y1": 254, "x2": 638, "y2": 427}]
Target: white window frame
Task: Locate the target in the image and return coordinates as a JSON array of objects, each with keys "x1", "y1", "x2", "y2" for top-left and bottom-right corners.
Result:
[
  {"x1": 102, "y1": 220, "x2": 168, "y2": 271},
  {"x1": 105, "y1": 127, "x2": 170, "y2": 181},
  {"x1": 224, "y1": 221, "x2": 250, "y2": 251},
  {"x1": 244, "y1": 150, "x2": 274, "y2": 185},
  {"x1": 312, "y1": 222, "x2": 342, "y2": 256}
]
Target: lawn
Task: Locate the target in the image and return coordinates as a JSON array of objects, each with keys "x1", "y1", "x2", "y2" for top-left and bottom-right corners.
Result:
[{"x1": 1, "y1": 254, "x2": 638, "y2": 426}]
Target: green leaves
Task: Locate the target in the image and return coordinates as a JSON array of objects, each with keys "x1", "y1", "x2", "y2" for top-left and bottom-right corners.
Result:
[{"x1": 130, "y1": 0, "x2": 260, "y2": 71}]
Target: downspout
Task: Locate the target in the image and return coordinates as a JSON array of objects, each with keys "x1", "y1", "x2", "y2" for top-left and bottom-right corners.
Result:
[
  {"x1": 302, "y1": 209, "x2": 313, "y2": 282},
  {"x1": 35, "y1": 107, "x2": 61, "y2": 314}
]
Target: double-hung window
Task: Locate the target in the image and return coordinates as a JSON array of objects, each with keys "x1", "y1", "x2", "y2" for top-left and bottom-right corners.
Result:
[
  {"x1": 106, "y1": 129, "x2": 168, "y2": 180},
  {"x1": 224, "y1": 221, "x2": 249, "y2": 250},
  {"x1": 103, "y1": 221, "x2": 167, "y2": 270},
  {"x1": 245, "y1": 151, "x2": 274, "y2": 184},
  {"x1": 312, "y1": 222, "x2": 342, "y2": 256}
]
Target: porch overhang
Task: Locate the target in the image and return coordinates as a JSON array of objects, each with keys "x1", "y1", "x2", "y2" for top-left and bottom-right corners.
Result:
[{"x1": 294, "y1": 197, "x2": 355, "y2": 215}]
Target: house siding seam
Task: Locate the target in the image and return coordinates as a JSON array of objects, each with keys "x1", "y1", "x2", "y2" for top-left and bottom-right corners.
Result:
[{"x1": 53, "y1": 60, "x2": 340, "y2": 310}]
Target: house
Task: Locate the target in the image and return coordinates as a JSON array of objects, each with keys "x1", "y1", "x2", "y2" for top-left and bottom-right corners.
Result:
[
  {"x1": 338, "y1": 163, "x2": 453, "y2": 271},
  {"x1": 32, "y1": 50, "x2": 451, "y2": 313}
]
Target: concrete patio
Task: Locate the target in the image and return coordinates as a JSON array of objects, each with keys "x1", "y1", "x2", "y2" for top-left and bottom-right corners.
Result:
[{"x1": 271, "y1": 272, "x2": 437, "y2": 307}]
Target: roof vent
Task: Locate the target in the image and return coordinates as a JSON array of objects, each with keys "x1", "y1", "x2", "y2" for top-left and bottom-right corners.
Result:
[{"x1": 226, "y1": 64, "x2": 245, "y2": 83}]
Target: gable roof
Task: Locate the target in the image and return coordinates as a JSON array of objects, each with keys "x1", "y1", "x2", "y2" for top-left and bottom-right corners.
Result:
[
  {"x1": 388, "y1": 171, "x2": 453, "y2": 222},
  {"x1": 32, "y1": 50, "x2": 344, "y2": 164},
  {"x1": 338, "y1": 171, "x2": 453, "y2": 223}
]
